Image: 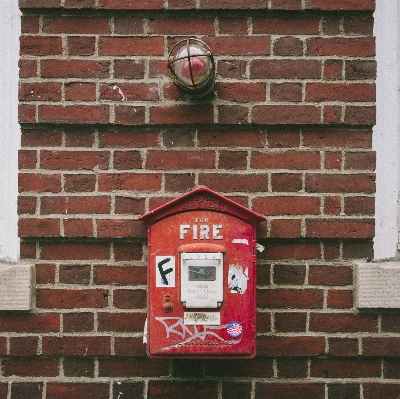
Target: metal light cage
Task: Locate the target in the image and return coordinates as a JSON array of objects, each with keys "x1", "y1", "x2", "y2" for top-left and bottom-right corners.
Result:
[{"x1": 167, "y1": 37, "x2": 216, "y2": 98}]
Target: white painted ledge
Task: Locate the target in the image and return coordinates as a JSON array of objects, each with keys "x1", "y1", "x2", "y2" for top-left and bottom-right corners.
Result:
[
  {"x1": 357, "y1": 260, "x2": 400, "y2": 308},
  {"x1": 0, "y1": 262, "x2": 34, "y2": 311}
]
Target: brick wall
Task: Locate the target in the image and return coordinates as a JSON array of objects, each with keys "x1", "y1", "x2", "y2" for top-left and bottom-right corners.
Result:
[{"x1": 13, "y1": 0, "x2": 393, "y2": 398}]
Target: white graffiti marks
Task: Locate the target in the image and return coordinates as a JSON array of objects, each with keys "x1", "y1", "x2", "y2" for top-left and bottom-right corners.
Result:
[
  {"x1": 228, "y1": 264, "x2": 248, "y2": 294},
  {"x1": 155, "y1": 317, "x2": 241, "y2": 351}
]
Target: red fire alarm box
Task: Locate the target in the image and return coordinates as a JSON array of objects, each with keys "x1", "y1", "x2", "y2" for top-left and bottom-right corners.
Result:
[{"x1": 139, "y1": 186, "x2": 265, "y2": 358}]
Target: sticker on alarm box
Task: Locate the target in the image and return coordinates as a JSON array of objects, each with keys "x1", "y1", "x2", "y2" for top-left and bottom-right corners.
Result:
[{"x1": 156, "y1": 256, "x2": 175, "y2": 287}]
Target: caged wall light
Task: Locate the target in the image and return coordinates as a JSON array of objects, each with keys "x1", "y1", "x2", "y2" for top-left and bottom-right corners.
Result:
[{"x1": 167, "y1": 37, "x2": 216, "y2": 98}]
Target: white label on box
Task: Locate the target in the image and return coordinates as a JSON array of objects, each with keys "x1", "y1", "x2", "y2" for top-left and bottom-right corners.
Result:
[{"x1": 184, "y1": 312, "x2": 221, "y2": 325}]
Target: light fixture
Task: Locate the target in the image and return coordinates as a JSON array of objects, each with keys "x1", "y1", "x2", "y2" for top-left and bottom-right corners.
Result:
[{"x1": 167, "y1": 37, "x2": 215, "y2": 98}]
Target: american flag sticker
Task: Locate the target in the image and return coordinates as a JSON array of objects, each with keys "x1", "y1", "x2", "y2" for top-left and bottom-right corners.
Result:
[{"x1": 226, "y1": 321, "x2": 243, "y2": 338}]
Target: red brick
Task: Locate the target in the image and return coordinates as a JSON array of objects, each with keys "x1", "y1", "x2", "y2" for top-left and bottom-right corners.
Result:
[
  {"x1": 322, "y1": 17, "x2": 341, "y2": 35},
  {"x1": 218, "y1": 105, "x2": 249, "y2": 124},
  {"x1": 324, "y1": 152, "x2": 342, "y2": 170},
  {"x1": 277, "y1": 358, "x2": 308, "y2": 378},
  {"x1": 19, "y1": 0, "x2": 60, "y2": 6},
  {"x1": 19, "y1": 82, "x2": 61, "y2": 101},
  {"x1": 99, "y1": 130, "x2": 159, "y2": 148},
  {"x1": 272, "y1": 0, "x2": 302, "y2": 8},
  {"x1": 262, "y1": 241, "x2": 321, "y2": 260},
  {"x1": 148, "y1": 381, "x2": 218, "y2": 398},
  {"x1": 254, "y1": 17, "x2": 320, "y2": 34},
  {"x1": 21, "y1": 128, "x2": 62, "y2": 147},
  {"x1": 324, "y1": 59, "x2": 343, "y2": 79},
  {"x1": 39, "y1": 105, "x2": 109, "y2": 124},
  {"x1": 258, "y1": 336, "x2": 325, "y2": 356},
  {"x1": 364, "y1": 384, "x2": 400, "y2": 399},
  {"x1": 63, "y1": 312, "x2": 94, "y2": 332},
  {"x1": 309, "y1": 265, "x2": 353, "y2": 285},
  {"x1": 113, "y1": 289, "x2": 146, "y2": 309},
  {"x1": 114, "y1": 60, "x2": 145, "y2": 79},
  {"x1": 323, "y1": 195, "x2": 341, "y2": 215},
  {"x1": 41, "y1": 59, "x2": 109, "y2": 78},
  {"x1": 257, "y1": 288, "x2": 323, "y2": 308},
  {"x1": 255, "y1": 383, "x2": 324, "y2": 399},
  {"x1": 270, "y1": 83, "x2": 302, "y2": 102},
  {"x1": 21, "y1": 16, "x2": 40, "y2": 33},
  {"x1": 114, "y1": 242, "x2": 143, "y2": 261},
  {"x1": 307, "y1": 37, "x2": 375, "y2": 56},
  {"x1": 343, "y1": 240, "x2": 373, "y2": 259},
  {"x1": 344, "y1": 17, "x2": 374, "y2": 35},
  {"x1": 344, "y1": 196, "x2": 374, "y2": 215},
  {"x1": 217, "y1": 59, "x2": 247, "y2": 79},
  {"x1": 64, "y1": 0, "x2": 95, "y2": 7},
  {"x1": 199, "y1": 173, "x2": 268, "y2": 192},
  {"x1": 0, "y1": 338, "x2": 8, "y2": 356},
  {"x1": 41, "y1": 196, "x2": 110, "y2": 214},
  {"x1": 113, "y1": 150, "x2": 142, "y2": 170},
  {"x1": 40, "y1": 242, "x2": 109, "y2": 260},
  {"x1": 216, "y1": 83, "x2": 265, "y2": 102},
  {"x1": 42, "y1": 336, "x2": 110, "y2": 356},
  {"x1": 11, "y1": 382, "x2": 42, "y2": 399},
  {"x1": 99, "y1": 37, "x2": 164, "y2": 56},
  {"x1": 345, "y1": 151, "x2": 376, "y2": 170},
  {"x1": 37, "y1": 288, "x2": 108, "y2": 309},
  {"x1": 19, "y1": 217, "x2": 60, "y2": 237},
  {"x1": 20, "y1": 242, "x2": 37, "y2": 259},
  {"x1": 222, "y1": 382, "x2": 251, "y2": 399},
  {"x1": 64, "y1": 358, "x2": 94, "y2": 377},
  {"x1": 94, "y1": 265, "x2": 146, "y2": 285},
  {"x1": 96, "y1": 220, "x2": 146, "y2": 238},
  {"x1": 199, "y1": 129, "x2": 266, "y2": 147},
  {"x1": 59, "y1": 264, "x2": 90, "y2": 284},
  {"x1": 19, "y1": 59, "x2": 37, "y2": 78},
  {"x1": 42, "y1": 16, "x2": 109, "y2": 34},
  {"x1": 363, "y1": 337, "x2": 400, "y2": 356},
  {"x1": 65, "y1": 82, "x2": 96, "y2": 101},
  {"x1": 18, "y1": 196, "x2": 36, "y2": 214},
  {"x1": 165, "y1": 173, "x2": 196, "y2": 192},
  {"x1": 18, "y1": 104, "x2": 36, "y2": 123},
  {"x1": 146, "y1": 150, "x2": 215, "y2": 170},
  {"x1": 327, "y1": 290, "x2": 353, "y2": 308},
  {"x1": 0, "y1": 313, "x2": 59, "y2": 333},
  {"x1": 150, "y1": 105, "x2": 214, "y2": 125},
  {"x1": 252, "y1": 150, "x2": 320, "y2": 170},
  {"x1": 345, "y1": 106, "x2": 376, "y2": 125},
  {"x1": 218, "y1": 17, "x2": 248, "y2": 35},
  {"x1": 253, "y1": 105, "x2": 320, "y2": 124},
  {"x1": 306, "y1": 218, "x2": 374, "y2": 239},
  {"x1": 251, "y1": 59, "x2": 321, "y2": 79},
  {"x1": 346, "y1": 60, "x2": 376, "y2": 80},
  {"x1": 310, "y1": 313, "x2": 378, "y2": 332},
  {"x1": 311, "y1": 358, "x2": 380, "y2": 378},
  {"x1": 201, "y1": 0, "x2": 267, "y2": 8},
  {"x1": 20, "y1": 36, "x2": 62, "y2": 56},
  {"x1": 47, "y1": 383, "x2": 109, "y2": 399},
  {"x1": 168, "y1": 0, "x2": 196, "y2": 9},
  {"x1": 271, "y1": 173, "x2": 302, "y2": 192},
  {"x1": 306, "y1": 0, "x2": 374, "y2": 10},
  {"x1": 275, "y1": 312, "x2": 307, "y2": 332},
  {"x1": 98, "y1": 312, "x2": 146, "y2": 332},
  {"x1": 205, "y1": 36, "x2": 270, "y2": 55},
  {"x1": 306, "y1": 173, "x2": 375, "y2": 193},
  {"x1": 114, "y1": 337, "x2": 146, "y2": 356},
  {"x1": 303, "y1": 129, "x2": 372, "y2": 148},
  {"x1": 115, "y1": 196, "x2": 145, "y2": 214},
  {"x1": 64, "y1": 174, "x2": 96, "y2": 192},
  {"x1": 100, "y1": 83, "x2": 159, "y2": 101},
  {"x1": 253, "y1": 196, "x2": 320, "y2": 215},
  {"x1": 149, "y1": 17, "x2": 214, "y2": 34},
  {"x1": 274, "y1": 36, "x2": 303, "y2": 56},
  {"x1": 67, "y1": 36, "x2": 96, "y2": 55},
  {"x1": 18, "y1": 150, "x2": 36, "y2": 169},
  {"x1": 114, "y1": 17, "x2": 144, "y2": 34},
  {"x1": 3, "y1": 359, "x2": 59, "y2": 377},
  {"x1": 98, "y1": 0, "x2": 164, "y2": 9},
  {"x1": 270, "y1": 219, "x2": 302, "y2": 238},
  {"x1": 40, "y1": 150, "x2": 109, "y2": 170},
  {"x1": 19, "y1": 173, "x2": 61, "y2": 193},
  {"x1": 218, "y1": 151, "x2": 247, "y2": 170},
  {"x1": 35, "y1": 263, "x2": 56, "y2": 284},
  {"x1": 328, "y1": 337, "x2": 358, "y2": 356},
  {"x1": 114, "y1": 105, "x2": 146, "y2": 125},
  {"x1": 306, "y1": 83, "x2": 375, "y2": 102},
  {"x1": 99, "y1": 358, "x2": 169, "y2": 377},
  {"x1": 98, "y1": 173, "x2": 161, "y2": 192}
]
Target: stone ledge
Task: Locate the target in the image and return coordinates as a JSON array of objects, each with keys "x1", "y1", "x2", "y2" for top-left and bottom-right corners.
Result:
[
  {"x1": 356, "y1": 259, "x2": 400, "y2": 308},
  {"x1": 0, "y1": 262, "x2": 34, "y2": 311}
]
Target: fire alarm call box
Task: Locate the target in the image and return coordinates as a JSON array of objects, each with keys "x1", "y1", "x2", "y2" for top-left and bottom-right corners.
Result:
[{"x1": 139, "y1": 186, "x2": 264, "y2": 358}]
